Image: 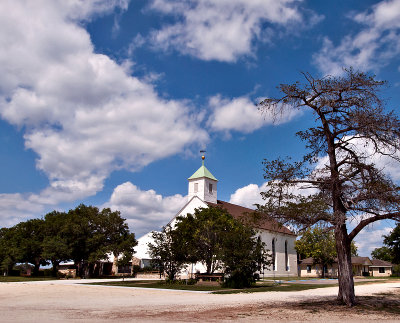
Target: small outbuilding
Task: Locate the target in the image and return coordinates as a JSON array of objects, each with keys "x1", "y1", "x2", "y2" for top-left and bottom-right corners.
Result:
[{"x1": 298, "y1": 256, "x2": 393, "y2": 277}]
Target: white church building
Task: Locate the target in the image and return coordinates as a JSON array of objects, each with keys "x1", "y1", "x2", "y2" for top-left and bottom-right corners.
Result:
[{"x1": 135, "y1": 157, "x2": 298, "y2": 278}]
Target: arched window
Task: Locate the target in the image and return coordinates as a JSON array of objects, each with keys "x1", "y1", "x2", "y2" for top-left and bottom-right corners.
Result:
[
  {"x1": 272, "y1": 238, "x2": 276, "y2": 271},
  {"x1": 285, "y1": 240, "x2": 289, "y2": 271}
]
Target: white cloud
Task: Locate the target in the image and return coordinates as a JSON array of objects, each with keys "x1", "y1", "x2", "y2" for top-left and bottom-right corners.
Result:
[
  {"x1": 148, "y1": 0, "x2": 321, "y2": 62},
  {"x1": 229, "y1": 181, "x2": 318, "y2": 209},
  {"x1": 0, "y1": 193, "x2": 45, "y2": 227},
  {"x1": 353, "y1": 225, "x2": 393, "y2": 257},
  {"x1": 103, "y1": 182, "x2": 187, "y2": 236},
  {"x1": 314, "y1": 0, "x2": 400, "y2": 75},
  {"x1": 0, "y1": 0, "x2": 208, "y2": 225},
  {"x1": 207, "y1": 95, "x2": 299, "y2": 134},
  {"x1": 229, "y1": 183, "x2": 267, "y2": 208}
]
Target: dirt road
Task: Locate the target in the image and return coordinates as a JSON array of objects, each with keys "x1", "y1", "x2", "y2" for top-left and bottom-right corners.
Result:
[{"x1": 0, "y1": 280, "x2": 399, "y2": 322}]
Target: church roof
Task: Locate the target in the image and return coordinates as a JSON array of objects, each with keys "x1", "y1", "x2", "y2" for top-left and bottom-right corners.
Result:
[
  {"x1": 188, "y1": 163, "x2": 217, "y2": 181},
  {"x1": 206, "y1": 200, "x2": 296, "y2": 236}
]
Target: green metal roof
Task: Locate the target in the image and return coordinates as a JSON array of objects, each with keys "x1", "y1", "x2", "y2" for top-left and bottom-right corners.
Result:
[{"x1": 188, "y1": 162, "x2": 218, "y2": 181}]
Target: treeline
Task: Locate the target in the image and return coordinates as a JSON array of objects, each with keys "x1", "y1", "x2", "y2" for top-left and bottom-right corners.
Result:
[
  {"x1": 149, "y1": 206, "x2": 271, "y2": 288},
  {"x1": 0, "y1": 204, "x2": 136, "y2": 278}
]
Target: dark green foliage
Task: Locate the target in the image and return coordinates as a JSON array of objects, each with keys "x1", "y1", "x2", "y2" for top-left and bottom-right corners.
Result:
[
  {"x1": 148, "y1": 225, "x2": 188, "y2": 281},
  {"x1": 175, "y1": 207, "x2": 238, "y2": 274},
  {"x1": 152, "y1": 206, "x2": 271, "y2": 287},
  {"x1": 221, "y1": 226, "x2": 270, "y2": 288},
  {"x1": 0, "y1": 227, "x2": 20, "y2": 275},
  {"x1": 371, "y1": 222, "x2": 400, "y2": 264},
  {"x1": 371, "y1": 246, "x2": 394, "y2": 263},
  {"x1": 12, "y1": 219, "x2": 48, "y2": 276},
  {"x1": 383, "y1": 223, "x2": 400, "y2": 264},
  {"x1": 42, "y1": 211, "x2": 71, "y2": 276},
  {"x1": 0, "y1": 204, "x2": 136, "y2": 278}
]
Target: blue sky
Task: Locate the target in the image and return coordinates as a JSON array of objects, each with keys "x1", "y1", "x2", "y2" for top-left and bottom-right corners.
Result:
[{"x1": 1, "y1": 0, "x2": 400, "y2": 256}]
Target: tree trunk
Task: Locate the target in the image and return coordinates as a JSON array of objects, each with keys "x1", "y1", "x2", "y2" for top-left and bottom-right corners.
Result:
[
  {"x1": 335, "y1": 224, "x2": 355, "y2": 306},
  {"x1": 33, "y1": 261, "x2": 40, "y2": 276},
  {"x1": 99, "y1": 262, "x2": 104, "y2": 277},
  {"x1": 51, "y1": 260, "x2": 60, "y2": 277},
  {"x1": 206, "y1": 259, "x2": 212, "y2": 274},
  {"x1": 112, "y1": 257, "x2": 118, "y2": 275},
  {"x1": 76, "y1": 261, "x2": 82, "y2": 278}
]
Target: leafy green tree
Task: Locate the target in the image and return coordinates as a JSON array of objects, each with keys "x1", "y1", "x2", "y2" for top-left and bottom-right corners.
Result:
[
  {"x1": 42, "y1": 211, "x2": 71, "y2": 276},
  {"x1": 371, "y1": 222, "x2": 400, "y2": 264},
  {"x1": 175, "y1": 206, "x2": 271, "y2": 287},
  {"x1": 148, "y1": 225, "x2": 187, "y2": 281},
  {"x1": 0, "y1": 227, "x2": 21, "y2": 275},
  {"x1": 383, "y1": 223, "x2": 400, "y2": 264},
  {"x1": 295, "y1": 226, "x2": 358, "y2": 277},
  {"x1": 14, "y1": 219, "x2": 48, "y2": 275},
  {"x1": 371, "y1": 246, "x2": 393, "y2": 263},
  {"x1": 100, "y1": 209, "x2": 137, "y2": 276},
  {"x1": 175, "y1": 207, "x2": 237, "y2": 274},
  {"x1": 221, "y1": 226, "x2": 271, "y2": 288},
  {"x1": 258, "y1": 70, "x2": 400, "y2": 306},
  {"x1": 63, "y1": 204, "x2": 137, "y2": 278}
]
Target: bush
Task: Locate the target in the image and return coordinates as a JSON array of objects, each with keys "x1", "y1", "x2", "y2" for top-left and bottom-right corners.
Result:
[
  {"x1": 391, "y1": 264, "x2": 400, "y2": 277},
  {"x1": 57, "y1": 271, "x2": 67, "y2": 279},
  {"x1": 186, "y1": 278, "x2": 198, "y2": 285},
  {"x1": 9, "y1": 269, "x2": 20, "y2": 276},
  {"x1": 43, "y1": 269, "x2": 53, "y2": 277},
  {"x1": 222, "y1": 271, "x2": 255, "y2": 289},
  {"x1": 132, "y1": 265, "x2": 141, "y2": 276}
]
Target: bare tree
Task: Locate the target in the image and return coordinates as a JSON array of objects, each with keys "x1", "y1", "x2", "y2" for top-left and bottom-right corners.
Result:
[{"x1": 258, "y1": 69, "x2": 400, "y2": 306}]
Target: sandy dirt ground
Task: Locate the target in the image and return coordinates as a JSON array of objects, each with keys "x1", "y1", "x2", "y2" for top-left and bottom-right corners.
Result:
[{"x1": 0, "y1": 280, "x2": 399, "y2": 322}]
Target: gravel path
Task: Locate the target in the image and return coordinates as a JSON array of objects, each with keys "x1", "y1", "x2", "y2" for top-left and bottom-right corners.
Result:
[{"x1": 0, "y1": 280, "x2": 399, "y2": 322}]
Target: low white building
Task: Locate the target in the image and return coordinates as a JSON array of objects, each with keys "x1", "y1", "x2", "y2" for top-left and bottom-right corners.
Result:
[
  {"x1": 136, "y1": 158, "x2": 298, "y2": 277},
  {"x1": 298, "y1": 257, "x2": 393, "y2": 277}
]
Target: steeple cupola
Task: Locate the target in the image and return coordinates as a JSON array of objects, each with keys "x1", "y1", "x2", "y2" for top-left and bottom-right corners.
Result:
[{"x1": 188, "y1": 155, "x2": 218, "y2": 203}]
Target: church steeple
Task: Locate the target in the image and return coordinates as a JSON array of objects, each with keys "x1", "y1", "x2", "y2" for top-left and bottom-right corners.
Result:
[{"x1": 188, "y1": 155, "x2": 218, "y2": 203}]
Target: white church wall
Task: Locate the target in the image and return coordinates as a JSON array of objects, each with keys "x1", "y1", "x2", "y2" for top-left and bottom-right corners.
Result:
[
  {"x1": 257, "y1": 230, "x2": 297, "y2": 277},
  {"x1": 168, "y1": 196, "x2": 208, "y2": 227}
]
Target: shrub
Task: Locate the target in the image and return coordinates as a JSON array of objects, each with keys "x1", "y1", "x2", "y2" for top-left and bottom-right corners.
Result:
[
  {"x1": 57, "y1": 271, "x2": 66, "y2": 279},
  {"x1": 186, "y1": 278, "x2": 198, "y2": 285},
  {"x1": 222, "y1": 271, "x2": 255, "y2": 289}
]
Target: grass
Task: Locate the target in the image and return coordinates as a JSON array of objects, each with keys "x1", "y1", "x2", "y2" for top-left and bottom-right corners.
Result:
[
  {"x1": 262, "y1": 276, "x2": 323, "y2": 281},
  {"x1": 90, "y1": 279, "x2": 338, "y2": 293},
  {"x1": 90, "y1": 276, "x2": 398, "y2": 293},
  {"x1": 91, "y1": 280, "x2": 224, "y2": 291},
  {"x1": 213, "y1": 283, "x2": 335, "y2": 294},
  {"x1": 0, "y1": 276, "x2": 58, "y2": 282}
]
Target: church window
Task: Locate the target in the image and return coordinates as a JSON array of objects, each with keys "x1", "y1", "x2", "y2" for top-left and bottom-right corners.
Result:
[
  {"x1": 272, "y1": 238, "x2": 276, "y2": 271},
  {"x1": 194, "y1": 183, "x2": 198, "y2": 193},
  {"x1": 209, "y1": 183, "x2": 213, "y2": 193},
  {"x1": 285, "y1": 240, "x2": 289, "y2": 271}
]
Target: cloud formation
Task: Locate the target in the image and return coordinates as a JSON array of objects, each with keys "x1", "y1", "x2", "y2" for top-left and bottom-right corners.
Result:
[
  {"x1": 148, "y1": 0, "x2": 320, "y2": 62},
  {"x1": 314, "y1": 0, "x2": 400, "y2": 75},
  {"x1": 104, "y1": 182, "x2": 187, "y2": 237},
  {"x1": 207, "y1": 95, "x2": 299, "y2": 134},
  {"x1": 0, "y1": 0, "x2": 207, "y2": 224}
]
